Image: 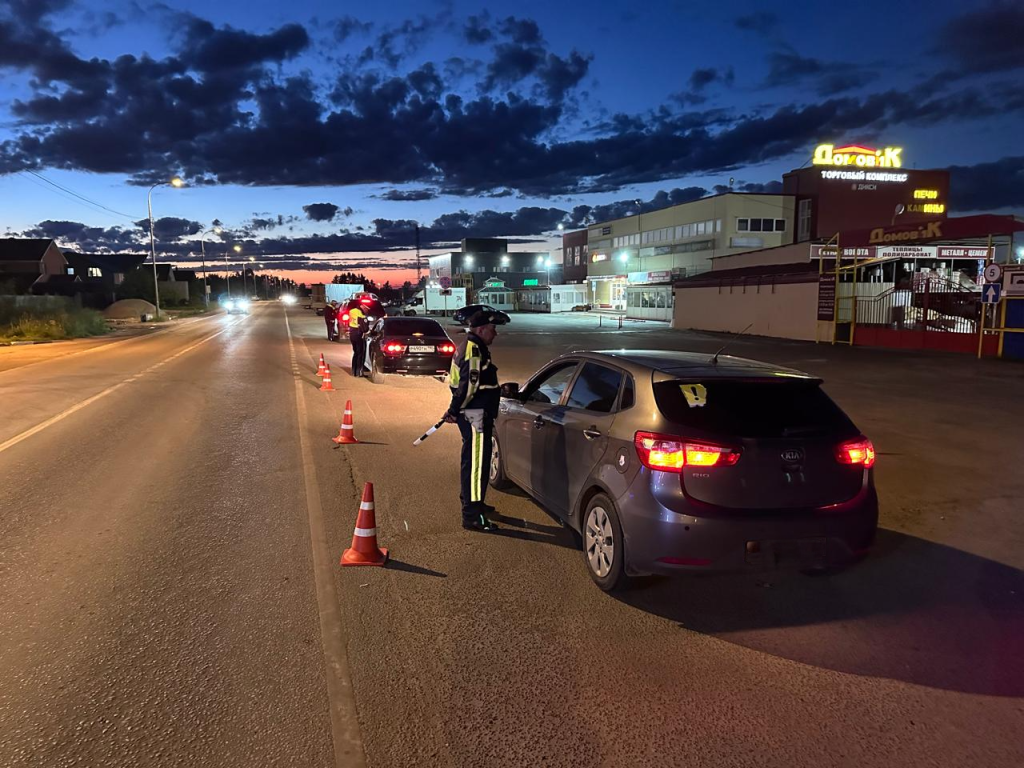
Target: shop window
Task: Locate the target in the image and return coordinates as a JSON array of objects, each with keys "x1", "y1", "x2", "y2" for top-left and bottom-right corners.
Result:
[
  {"x1": 737, "y1": 218, "x2": 749, "y2": 232},
  {"x1": 750, "y1": 219, "x2": 763, "y2": 232},
  {"x1": 775, "y1": 219, "x2": 786, "y2": 232},
  {"x1": 657, "y1": 292, "x2": 666, "y2": 309}
]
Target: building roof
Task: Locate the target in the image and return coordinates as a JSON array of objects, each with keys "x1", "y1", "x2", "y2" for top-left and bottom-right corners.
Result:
[
  {"x1": 174, "y1": 269, "x2": 198, "y2": 282},
  {"x1": 0, "y1": 238, "x2": 54, "y2": 262},
  {"x1": 65, "y1": 252, "x2": 148, "y2": 274},
  {"x1": 155, "y1": 264, "x2": 174, "y2": 280},
  {"x1": 675, "y1": 261, "x2": 819, "y2": 287}
]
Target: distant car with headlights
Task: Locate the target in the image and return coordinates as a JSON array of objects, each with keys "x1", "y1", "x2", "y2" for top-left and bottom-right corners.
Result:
[
  {"x1": 223, "y1": 297, "x2": 250, "y2": 314},
  {"x1": 363, "y1": 316, "x2": 456, "y2": 383},
  {"x1": 489, "y1": 351, "x2": 878, "y2": 591}
]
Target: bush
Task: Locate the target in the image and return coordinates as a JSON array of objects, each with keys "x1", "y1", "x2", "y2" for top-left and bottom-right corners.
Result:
[{"x1": 0, "y1": 299, "x2": 110, "y2": 341}]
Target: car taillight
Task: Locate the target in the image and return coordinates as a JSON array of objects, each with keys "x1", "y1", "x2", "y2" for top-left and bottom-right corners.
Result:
[
  {"x1": 342, "y1": 313, "x2": 349, "y2": 323},
  {"x1": 382, "y1": 342, "x2": 406, "y2": 357},
  {"x1": 439, "y1": 343, "x2": 456, "y2": 354},
  {"x1": 633, "y1": 432, "x2": 741, "y2": 473},
  {"x1": 836, "y1": 437, "x2": 876, "y2": 468}
]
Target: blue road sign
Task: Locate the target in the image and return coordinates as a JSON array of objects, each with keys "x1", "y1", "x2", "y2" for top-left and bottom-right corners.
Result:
[{"x1": 982, "y1": 283, "x2": 1002, "y2": 304}]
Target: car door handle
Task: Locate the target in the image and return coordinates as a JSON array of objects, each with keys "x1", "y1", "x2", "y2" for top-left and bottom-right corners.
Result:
[
  {"x1": 583, "y1": 428, "x2": 602, "y2": 440},
  {"x1": 533, "y1": 416, "x2": 547, "y2": 429}
]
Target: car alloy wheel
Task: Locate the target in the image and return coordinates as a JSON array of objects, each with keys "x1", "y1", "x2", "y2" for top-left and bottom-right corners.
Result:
[
  {"x1": 585, "y1": 506, "x2": 615, "y2": 578},
  {"x1": 488, "y1": 434, "x2": 513, "y2": 490}
]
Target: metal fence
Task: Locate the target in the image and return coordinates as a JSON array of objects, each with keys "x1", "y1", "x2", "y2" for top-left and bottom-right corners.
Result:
[{"x1": 854, "y1": 276, "x2": 980, "y2": 334}]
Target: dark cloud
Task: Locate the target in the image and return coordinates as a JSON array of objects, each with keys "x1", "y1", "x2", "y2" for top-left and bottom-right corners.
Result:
[
  {"x1": 764, "y1": 51, "x2": 877, "y2": 95},
  {"x1": 0, "y1": 9, "x2": 1020, "y2": 201},
  {"x1": 365, "y1": 13, "x2": 448, "y2": 69},
  {"x1": 333, "y1": 15, "x2": 372, "y2": 43},
  {"x1": 498, "y1": 17, "x2": 542, "y2": 45},
  {"x1": 674, "y1": 67, "x2": 735, "y2": 106},
  {"x1": 379, "y1": 189, "x2": 439, "y2": 201},
  {"x1": 23, "y1": 219, "x2": 139, "y2": 251},
  {"x1": 734, "y1": 11, "x2": 779, "y2": 33},
  {"x1": 182, "y1": 18, "x2": 309, "y2": 73},
  {"x1": 934, "y1": 4, "x2": 1024, "y2": 74},
  {"x1": 948, "y1": 156, "x2": 1024, "y2": 212},
  {"x1": 463, "y1": 14, "x2": 493, "y2": 44},
  {"x1": 303, "y1": 203, "x2": 340, "y2": 222},
  {"x1": 135, "y1": 216, "x2": 203, "y2": 241}
]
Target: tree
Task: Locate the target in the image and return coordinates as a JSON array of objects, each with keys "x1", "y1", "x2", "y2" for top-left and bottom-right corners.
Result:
[{"x1": 116, "y1": 267, "x2": 155, "y2": 303}]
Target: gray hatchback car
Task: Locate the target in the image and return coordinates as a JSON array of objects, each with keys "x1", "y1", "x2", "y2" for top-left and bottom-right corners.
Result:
[{"x1": 489, "y1": 351, "x2": 878, "y2": 591}]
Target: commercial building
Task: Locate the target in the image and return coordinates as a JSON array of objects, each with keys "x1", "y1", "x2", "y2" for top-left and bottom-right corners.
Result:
[
  {"x1": 583, "y1": 192, "x2": 796, "y2": 311},
  {"x1": 668, "y1": 141, "x2": 1024, "y2": 358},
  {"x1": 427, "y1": 238, "x2": 560, "y2": 300},
  {"x1": 560, "y1": 228, "x2": 588, "y2": 284},
  {"x1": 786, "y1": 144, "x2": 950, "y2": 241}
]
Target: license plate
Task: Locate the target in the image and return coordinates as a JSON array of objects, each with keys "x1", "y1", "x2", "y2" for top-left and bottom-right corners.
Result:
[{"x1": 409, "y1": 345, "x2": 434, "y2": 353}]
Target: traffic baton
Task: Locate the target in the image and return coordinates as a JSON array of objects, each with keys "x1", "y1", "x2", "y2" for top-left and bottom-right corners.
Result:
[{"x1": 413, "y1": 418, "x2": 447, "y2": 446}]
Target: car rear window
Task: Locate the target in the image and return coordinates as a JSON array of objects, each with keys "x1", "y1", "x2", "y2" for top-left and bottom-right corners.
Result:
[
  {"x1": 653, "y1": 379, "x2": 855, "y2": 438},
  {"x1": 384, "y1": 319, "x2": 443, "y2": 336}
]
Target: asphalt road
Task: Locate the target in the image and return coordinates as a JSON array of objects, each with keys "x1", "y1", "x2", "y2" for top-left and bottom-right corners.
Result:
[{"x1": 1, "y1": 304, "x2": 1022, "y2": 767}]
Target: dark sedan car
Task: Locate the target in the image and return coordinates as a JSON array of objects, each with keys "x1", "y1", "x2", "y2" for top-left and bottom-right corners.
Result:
[
  {"x1": 489, "y1": 350, "x2": 878, "y2": 591},
  {"x1": 452, "y1": 304, "x2": 510, "y2": 325},
  {"x1": 363, "y1": 316, "x2": 456, "y2": 383}
]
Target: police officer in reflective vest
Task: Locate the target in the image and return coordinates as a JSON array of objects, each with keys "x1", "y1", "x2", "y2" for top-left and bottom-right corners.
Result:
[
  {"x1": 348, "y1": 304, "x2": 367, "y2": 377},
  {"x1": 443, "y1": 311, "x2": 508, "y2": 531}
]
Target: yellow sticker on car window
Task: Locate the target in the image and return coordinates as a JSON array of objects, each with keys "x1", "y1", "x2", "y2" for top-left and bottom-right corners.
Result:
[{"x1": 680, "y1": 383, "x2": 707, "y2": 408}]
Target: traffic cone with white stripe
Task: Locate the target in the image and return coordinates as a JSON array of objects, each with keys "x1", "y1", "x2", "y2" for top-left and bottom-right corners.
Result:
[
  {"x1": 316, "y1": 353, "x2": 327, "y2": 377},
  {"x1": 319, "y1": 363, "x2": 335, "y2": 391},
  {"x1": 332, "y1": 399, "x2": 359, "y2": 444},
  {"x1": 341, "y1": 483, "x2": 388, "y2": 567}
]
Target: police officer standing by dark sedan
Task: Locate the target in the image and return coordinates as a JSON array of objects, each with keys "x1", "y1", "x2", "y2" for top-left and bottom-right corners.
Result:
[{"x1": 443, "y1": 311, "x2": 508, "y2": 532}]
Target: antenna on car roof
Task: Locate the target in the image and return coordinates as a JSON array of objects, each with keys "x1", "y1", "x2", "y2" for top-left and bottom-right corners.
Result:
[{"x1": 709, "y1": 323, "x2": 754, "y2": 365}]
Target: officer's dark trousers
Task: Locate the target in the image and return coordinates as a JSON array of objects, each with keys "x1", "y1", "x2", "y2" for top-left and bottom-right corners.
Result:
[
  {"x1": 349, "y1": 330, "x2": 365, "y2": 376},
  {"x1": 456, "y1": 410, "x2": 492, "y2": 523}
]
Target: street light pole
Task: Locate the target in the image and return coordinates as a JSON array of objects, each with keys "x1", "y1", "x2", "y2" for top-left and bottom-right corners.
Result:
[
  {"x1": 146, "y1": 177, "x2": 184, "y2": 316},
  {"x1": 198, "y1": 227, "x2": 219, "y2": 307}
]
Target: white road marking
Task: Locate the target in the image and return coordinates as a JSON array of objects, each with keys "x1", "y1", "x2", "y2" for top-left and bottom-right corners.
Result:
[
  {"x1": 0, "y1": 322, "x2": 237, "y2": 457},
  {"x1": 284, "y1": 311, "x2": 367, "y2": 768},
  {"x1": 0, "y1": 311, "x2": 222, "y2": 379}
]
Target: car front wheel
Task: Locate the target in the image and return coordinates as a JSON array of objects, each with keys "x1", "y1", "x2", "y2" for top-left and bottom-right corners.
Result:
[{"x1": 583, "y1": 494, "x2": 628, "y2": 591}]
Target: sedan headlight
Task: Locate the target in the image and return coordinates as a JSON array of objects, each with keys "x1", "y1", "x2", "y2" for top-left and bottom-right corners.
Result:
[
  {"x1": 223, "y1": 300, "x2": 235, "y2": 310},
  {"x1": 236, "y1": 300, "x2": 250, "y2": 310}
]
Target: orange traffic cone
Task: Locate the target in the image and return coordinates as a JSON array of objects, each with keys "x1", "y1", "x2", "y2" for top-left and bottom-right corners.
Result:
[
  {"x1": 320, "y1": 363, "x2": 335, "y2": 391},
  {"x1": 332, "y1": 399, "x2": 359, "y2": 444},
  {"x1": 341, "y1": 483, "x2": 388, "y2": 567},
  {"x1": 316, "y1": 353, "x2": 327, "y2": 377}
]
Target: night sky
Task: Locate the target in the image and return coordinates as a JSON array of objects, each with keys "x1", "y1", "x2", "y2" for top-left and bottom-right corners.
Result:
[{"x1": 2, "y1": 0, "x2": 1022, "y2": 285}]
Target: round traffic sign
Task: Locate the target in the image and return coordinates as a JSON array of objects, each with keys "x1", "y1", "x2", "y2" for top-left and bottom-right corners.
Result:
[
  {"x1": 983, "y1": 263, "x2": 1003, "y2": 283},
  {"x1": 439, "y1": 275, "x2": 452, "y2": 289}
]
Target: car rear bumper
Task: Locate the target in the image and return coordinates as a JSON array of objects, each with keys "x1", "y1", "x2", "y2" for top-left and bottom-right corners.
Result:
[
  {"x1": 377, "y1": 355, "x2": 451, "y2": 376},
  {"x1": 619, "y1": 479, "x2": 878, "y2": 575}
]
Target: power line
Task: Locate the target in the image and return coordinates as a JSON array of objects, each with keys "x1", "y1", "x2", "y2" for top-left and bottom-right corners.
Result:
[{"x1": 18, "y1": 170, "x2": 142, "y2": 221}]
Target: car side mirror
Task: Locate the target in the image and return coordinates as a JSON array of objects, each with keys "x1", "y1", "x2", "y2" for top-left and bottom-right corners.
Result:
[{"x1": 500, "y1": 382, "x2": 520, "y2": 399}]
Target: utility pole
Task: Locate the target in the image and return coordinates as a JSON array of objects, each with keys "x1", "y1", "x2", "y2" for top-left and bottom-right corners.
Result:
[{"x1": 415, "y1": 224, "x2": 422, "y2": 287}]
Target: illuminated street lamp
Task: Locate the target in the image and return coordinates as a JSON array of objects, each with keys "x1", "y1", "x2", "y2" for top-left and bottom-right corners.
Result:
[
  {"x1": 147, "y1": 176, "x2": 184, "y2": 316},
  {"x1": 226, "y1": 244, "x2": 241, "y2": 297}
]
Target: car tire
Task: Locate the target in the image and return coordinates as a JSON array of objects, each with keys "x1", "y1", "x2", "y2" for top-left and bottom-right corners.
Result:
[
  {"x1": 369, "y1": 354, "x2": 387, "y2": 385},
  {"x1": 582, "y1": 494, "x2": 628, "y2": 592},
  {"x1": 488, "y1": 434, "x2": 514, "y2": 490},
  {"x1": 404, "y1": 309, "x2": 416, "y2": 316}
]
